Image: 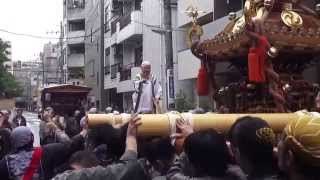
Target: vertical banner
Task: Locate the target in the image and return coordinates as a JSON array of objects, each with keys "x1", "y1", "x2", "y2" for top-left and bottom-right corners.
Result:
[{"x1": 167, "y1": 69, "x2": 175, "y2": 109}]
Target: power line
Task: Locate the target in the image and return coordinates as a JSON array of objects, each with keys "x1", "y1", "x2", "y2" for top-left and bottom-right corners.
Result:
[
  {"x1": 131, "y1": 20, "x2": 187, "y2": 32},
  {"x1": 0, "y1": 29, "x2": 59, "y2": 40},
  {"x1": 10, "y1": 69, "x2": 84, "y2": 74},
  {"x1": 0, "y1": 28, "x2": 100, "y2": 40},
  {"x1": 0, "y1": 19, "x2": 187, "y2": 41}
]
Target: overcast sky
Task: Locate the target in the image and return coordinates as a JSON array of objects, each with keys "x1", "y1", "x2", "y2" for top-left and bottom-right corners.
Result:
[{"x1": 0, "y1": 0, "x2": 62, "y2": 61}]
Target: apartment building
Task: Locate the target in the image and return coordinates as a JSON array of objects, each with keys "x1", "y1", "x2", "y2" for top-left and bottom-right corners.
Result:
[
  {"x1": 102, "y1": 0, "x2": 176, "y2": 112},
  {"x1": 62, "y1": 0, "x2": 86, "y2": 85},
  {"x1": 42, "y1": 42, "x2": 60, "y2": 85},
  {"x1": 13, "y1": 60, "x2": 42, "y2": 110},
  {"x1": 83, "y1": 0, "x2": 103, "y2": 108}
]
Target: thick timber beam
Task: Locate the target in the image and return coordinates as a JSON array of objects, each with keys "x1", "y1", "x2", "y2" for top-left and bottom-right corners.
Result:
[{"x1": 88, "y1": 112, "x2": 303, "y2": 136}]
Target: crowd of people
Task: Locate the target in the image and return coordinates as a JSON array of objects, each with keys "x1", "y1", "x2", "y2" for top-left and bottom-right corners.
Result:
[{"x1": 0, "y1": 106, "x2": 319, "y2": 180}]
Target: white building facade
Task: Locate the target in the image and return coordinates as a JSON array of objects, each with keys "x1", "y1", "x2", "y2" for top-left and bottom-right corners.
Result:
[
  {"x1": 62, "y1": 0, "x2": 86, "y2": 85},
  {"x1": 42, "y1": 42, "x2": 60, "y2": 85},
  {"x1": 103, "y1": 0, "x2": 168, "y2": 112}
]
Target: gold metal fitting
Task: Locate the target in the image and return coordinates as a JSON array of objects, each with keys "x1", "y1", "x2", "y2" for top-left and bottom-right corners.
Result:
[
  {"x1": 267, "y1": 46, "x2": 278, "y2": 58},
  {"x1": 264, "y1": 0, "x2": 274, "y2": 9},
  {"x1": 228, "y1": 12, "x2": 237, "y2": 21}
]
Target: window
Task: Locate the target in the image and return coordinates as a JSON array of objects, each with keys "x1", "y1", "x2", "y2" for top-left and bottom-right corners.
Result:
[
  {"x1": 135, "y1": 0, "x2": 142, "y2": 10},
  {"x1": 69, "y1": 44, "x2": 84, "y2": 54},
  {"x1": 114, "y1": 44, "x2": 123, "y2": 57},
  {"x1": 114, "y1": 44, "x2": 123, "y2": 66},
  {"x1": 105, "y1": 48, "x2": 111, "y2": 75},
  {"x1": 63, "y1": 0, "x2": 67, "y2": 18},
  {"x1": 123, "y1": 1, "x2": 133, "y2": 15},
  {"x1": 105, "y1": 6, "x2": 110, "y2": 33},
  {"x1": 111, "y1": 64, "x2": 119, "y2": 79},
  {"x1": 68, "y1": 0, "x2": 85, "y2": 9},
  {"x1": 69, "y1": 67, "x2": 84, "y2": 79},
  {"x1": 90, "y1": 28, "x2": 93, "y2": 43},
  {"x1": 134, "y1": 46, "x2": 142, "y2": 67},
  {"x1": 111, "y1": 20, "x2": 117, "y2": 34},
  {"x1": 112, "y1": 0, "x2": 123, "y2": 18},
  {"x1": 68, "y1": 19, "x2": 85, "y2": 31},
  {"x1": 88, "y1": 60, "x2": 95, "y2": 77}
]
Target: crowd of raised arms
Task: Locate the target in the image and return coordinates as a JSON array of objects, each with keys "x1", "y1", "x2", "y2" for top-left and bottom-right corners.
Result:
[{"x1": 0, "y1": 107, "x2": 319, "y2": 180}]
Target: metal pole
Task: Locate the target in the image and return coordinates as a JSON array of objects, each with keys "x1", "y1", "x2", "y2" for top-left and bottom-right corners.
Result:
[
  {"x1": 42, "y1": 53, "x2": 45, "y2": 86},
  {"x1": 99, "y1": 0, "x2": 106, "y2": 111},
  {"x1": 163, "y1": 0, "x2": 173, "y2": 69},
  {"x1": 60, "y1": 21, "x2": 64, "y2": 84},
  {"x1": 163, "y1": 0, "x2": 174, "y2": 110}
]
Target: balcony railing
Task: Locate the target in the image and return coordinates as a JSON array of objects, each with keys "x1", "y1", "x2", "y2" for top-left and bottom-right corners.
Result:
[
  {"x1": 111, "y1": 20, "x2": 118, "y2": 34},
  {"x1": 110, "y1": 63, "x2": 121, "y2": 79},
  {"x1": 120, "y1": 68, "x2": 131, "y2": 81},
  {"x1": 104, "y1": 24, "x2": 110, "y2": 33},
  {"x1": 120, "y1": 13, "x2": 131, "y2": 30},
  {"x1": 68, "y1": 67, "x2": 84, "y2": 79},
  {"x1": 104, "y1": 65, "x2": 110, "y2": 75}
]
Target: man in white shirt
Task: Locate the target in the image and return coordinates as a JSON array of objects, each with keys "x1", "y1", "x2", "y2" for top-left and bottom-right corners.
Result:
[{"x1": 132, "y1": 61, "x2": 162, "y2": 114}]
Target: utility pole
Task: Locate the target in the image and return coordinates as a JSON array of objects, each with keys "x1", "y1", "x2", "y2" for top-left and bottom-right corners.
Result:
[
  {"x1": 163, "y1": 0, "x2": 173, "y2": 69},
  {"x1": 99, "y1": 0, "x2": 106, "y2": 111},
  {"x1": 163, "y1": 0, "x2": 175, "y2": 110},
  {"x1": 60, "y1": 21, "x2": 65, "y2": 84},
  {"x1": 41, "y1": 53, "x2": 45, "y2": 86}
]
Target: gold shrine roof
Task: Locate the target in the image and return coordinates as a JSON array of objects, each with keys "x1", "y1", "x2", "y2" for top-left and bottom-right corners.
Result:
[{"x1": 191, "y1": 3, "x2": 320, "y2": 62}]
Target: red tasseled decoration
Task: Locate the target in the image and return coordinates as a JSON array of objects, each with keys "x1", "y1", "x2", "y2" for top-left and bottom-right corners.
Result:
[
  {"x1": 248, "y1": 47, "x2": 260, "y2": 82},
  {"x1": 248, "y1": 35, "x2": 269, "y2": 83},
  {"x1": 197, "y1": 64, "x2": 209, "y2": 96}
]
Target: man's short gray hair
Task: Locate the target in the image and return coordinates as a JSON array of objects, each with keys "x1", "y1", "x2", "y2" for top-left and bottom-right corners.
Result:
[{"x1": 141, "y1": 61, "x2": 151, "y2": 66}]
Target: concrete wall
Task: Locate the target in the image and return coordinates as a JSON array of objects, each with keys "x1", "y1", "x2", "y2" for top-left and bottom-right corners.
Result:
[
  {"x1": 123, "y1": 42, "x2": 135, "y2": 65},
  {"x1": 63, "y1": 0, "x2": 86, "y2": 85},
  {"x1": 67, "y1": 54, "x2": 84, "y2": 67},
  {"x1": 177, "y1": 49, "x2": 200, "y2": 80},
  {"x1": 67, "y1": 31, "x2": 85, "y2": 44},
  {"x1": 43, "y1": 43, "x2": 59, "y2": 83},
  {"x1": 67, "y1": 7, "x2": 85, "y2": 20},
  {"x1": 84, "y1": 0, "x2": 101, "y2": 100}
]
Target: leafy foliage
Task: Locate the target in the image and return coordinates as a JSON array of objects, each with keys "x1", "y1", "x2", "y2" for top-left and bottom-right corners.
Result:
[
  {"x1": 175, "y1": 90, "x2": 195, "y2": 112},
  {"x1": 0, "y1": 38, "x2": 22, "y2": 98}
]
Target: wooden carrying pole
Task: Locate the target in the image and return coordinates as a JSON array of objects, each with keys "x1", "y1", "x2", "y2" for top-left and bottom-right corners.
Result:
[{"x1": 88, "y1": 113, "x2": 300, "y2": 136}]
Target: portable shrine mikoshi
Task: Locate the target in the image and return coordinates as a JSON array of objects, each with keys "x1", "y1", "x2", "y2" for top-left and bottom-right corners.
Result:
[
  {"x1": 88, "y1": 111, "x2": 318, "y2": 137},
  {"x1": 189, "y1": 0, "x2": 320, "y2": 113}
]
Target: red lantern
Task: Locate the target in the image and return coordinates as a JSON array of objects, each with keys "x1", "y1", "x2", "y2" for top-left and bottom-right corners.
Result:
[{"x1": 197, "y1": 63, "x2": 209, "y2": 96}]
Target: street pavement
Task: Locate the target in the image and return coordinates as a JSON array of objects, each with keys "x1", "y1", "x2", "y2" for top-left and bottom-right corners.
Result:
[{"x1": 23, "y1": 111, "x2": 41, "y2": 147}]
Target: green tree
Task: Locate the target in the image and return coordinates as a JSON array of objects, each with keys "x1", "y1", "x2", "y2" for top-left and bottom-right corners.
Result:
[
  {"x1": 175, "y1": 90, "x2": 195, "y2": 112},
  {"x1": 0, "y1": 38, "x2": 22, "y2": 98}
]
